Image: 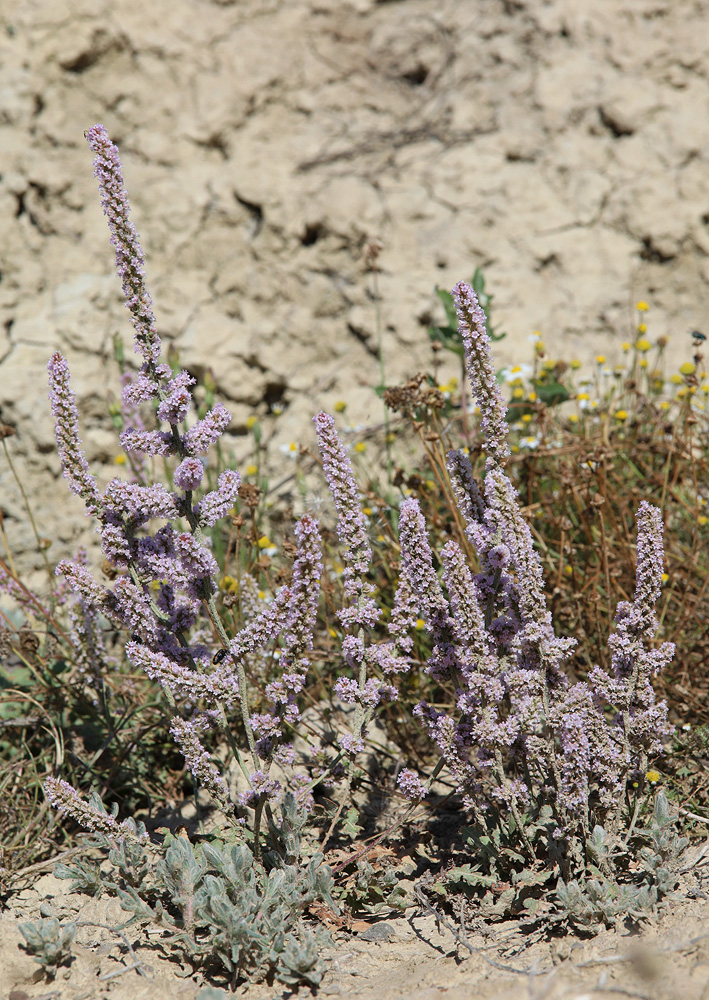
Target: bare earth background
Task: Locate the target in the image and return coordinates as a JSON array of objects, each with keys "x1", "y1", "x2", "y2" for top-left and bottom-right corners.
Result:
[
  {"x1": 3, "y1": 0, "x2": 709, "y2": 583},
  {"x1": 2, "y1": 0, "x2": 709, "y2": 996}
]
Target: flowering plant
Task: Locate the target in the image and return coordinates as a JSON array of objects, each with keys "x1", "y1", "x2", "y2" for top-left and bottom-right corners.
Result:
[{"x1": 41, "y1": 124, "x2": 684, "y2": 968}]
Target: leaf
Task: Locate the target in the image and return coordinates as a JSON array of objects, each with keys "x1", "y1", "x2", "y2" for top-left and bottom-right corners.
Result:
[
  {"x1": 479, "y1": 887, "x2": 516, "y2": 919},
  {"x1": 342, "y1": 808, "x2": 363, "y2": 840},
  {"x1": 531, "y1": 376, "x2": 570, "y2": 407},
  {"x1": 449, "y1": 864, "x2": 497, "y2": 888},
  {"x1": 511, "y1": 867, "x2": 557, "y2": 887}
]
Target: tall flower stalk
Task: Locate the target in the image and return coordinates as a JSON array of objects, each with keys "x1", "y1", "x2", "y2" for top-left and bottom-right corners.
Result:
[{"x1": 44, "y1": 126, "x2": 324, "y2": 856}]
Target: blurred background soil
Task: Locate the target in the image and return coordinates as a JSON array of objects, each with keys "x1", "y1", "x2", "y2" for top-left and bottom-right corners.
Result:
[{"x1": 2, "y1": 0, "x2": 709, "y2": 583}]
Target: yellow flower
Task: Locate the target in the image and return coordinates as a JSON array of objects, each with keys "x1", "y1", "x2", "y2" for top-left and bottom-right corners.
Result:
[
  {"x1": 679, "y1": 362, "x2": 696, "y2": 376},
  {"x1": 512, "y1": 387, "x2": 524, "y2": 399},
  {"x1": 534, "y1": 341, "x2": 545, "y2": 354},
  {"x1": 637, "y1": 323, "x2": 647, "y2": 334},
  {"x1": 328, "y1": 627, "x2": 338, "y2": 638},
  {"x1": 698, "y1": 515, "x2": 708, "y2": 527},
  {"x1": 257, "y1": 535, "x2": 272, "y2": 549},
  {"x1": 595, "y1": 355, "x2": 606, "y2": 364},
  {"x1": 661, "y1": 573, "x2": 669, "y2": 584},
  {"x1": 354, "y1": 441, "x2": 367, "y2": 453},
  {"x1": 528, "y1": 391, "x2": 537, "y2": 402},
  {"x1": 564, "y1": 564, "x2": 572, "y2": 577},
  {"x1": 521, "y1": 413, "x2": 533, "y2": 424},
  {"x1": 220, "y1": 575, "x2": 239, "y2": 594},
  {"x1": 577, "y1": 392, "x2": 590, "y2": 401},
  {"x1": 542, "y1": 359, "x2": 556, "y2": 371},
  {"x1": 114, "y1": 454, "x2": 127, "y2": 465},
  {"x1": 639, "y1": 359, "x2": 648, "y2": 369},
  {"x1": 386, "y1": 432, "x2": 396, "y2": 443},
  {"x1": 511, "y1": 444, "x2": 520, "y2": 453},
  {"x1": 568, "y1": 413, "x2": 579, "y2": 424},
  {"x1": 659, "y1": 401, "x2": 670, "y2": 411},
  {"x1": 245, "y1": 464, "x2": 258, "y2": 476},
  {"x1": 636, "y1": 300, "x2": 649, "y2": 312},
  {"x1": 258, "y1": 590, "x2": 266, "y2": 600},
  {"x1": 621, "y1": 342, "x2": 631, "y2": 352},
  {"x1": 362, "y1": 507, "x2": 372, "y2": 516},
  {"x1": 646, "y1": 770, "x2": 661, "y2": 784},
  {"x1": 415, "y1": 618, "x2": 426, "y2": 631},
  {"x1": 635, "y1": 338, "x2": 651, "y2": 352},
  {"x1": 334, "y1": 400, "x2": 347, "y2": 412},
  {"x1": 614, "y1": 410, "x2": 628, "y2": 421},
  {"x1": 677, "y1": 387, "x2": 688, "y2": 398},
  {"x1": 570, "y1": 359, "x2": 582, "y2": 370},
  {"x1": 246, "y1": 415, "x2": 258, "y2": 429}
]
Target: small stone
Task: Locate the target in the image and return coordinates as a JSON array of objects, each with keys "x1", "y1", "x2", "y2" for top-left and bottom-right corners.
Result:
[{"x1": 359, "y1": 922, "x2": 396, "y2": 942}]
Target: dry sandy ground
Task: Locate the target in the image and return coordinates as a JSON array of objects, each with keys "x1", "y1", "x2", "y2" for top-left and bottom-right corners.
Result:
[
  {"x1": 3, "y1": 0, "x2": 709, "y2": 996},
  {"x1": 3, "y1": 868, "x2": 709, "y2": 1000},
  {"x1": 2, "y1": 0, "x2": 709, "y2": 582}
]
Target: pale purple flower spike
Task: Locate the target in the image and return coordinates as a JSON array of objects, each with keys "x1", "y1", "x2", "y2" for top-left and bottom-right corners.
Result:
[
  {"x1": 452, "y1": 280, "x2": 510, "y2": 464},
  {"x1": 84, "y1": 124, "x2": 160, "y2": 366}
]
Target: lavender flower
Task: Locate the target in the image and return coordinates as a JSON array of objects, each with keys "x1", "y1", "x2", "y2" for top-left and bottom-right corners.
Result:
[
  {"x1": 157, "y1": 371, "x2": 196, "y2": 424},
  {"x1": 169, "y1": 716, "x2": 231, "y2": 808},
  {"x1": 85, "y1": 124, "x2": 160, "y2": 366},
  {"x1": 397, "y1": 768, "x2": 427, "y2": 801},
  {"x1": 446, "y1": 448, "x2": 486, "y2": 525},
  {"x1": 102, "y1": 480, "x2": 178, "y2": 526},
  {"x1": 195, "y1": 469, "x2": 241, "y2": 527},
  {"x1": 283, "y1": 516, "x2": 322, "y2": 654},
  {"x1": 440, "y1": 539, "x2": 488, "y2": 653},
  {"x1": 44, "y1": 777, "x2": 146, "y2": 839},
  {"x1": 173, "y1": 457, "x2": 205, "y2": 492},
  {"x1": 183, "y1": 403, "x2": 232, "y2": 456},
  {"x1": 452, "y1": 281, "x2": 510, "y2": 464},
  {"x1": 313, "y1": 412, "x2": 372, "y2": 603},
  {"x1": 65, "y1": 550, "x2": 110, "y2": 687},
  {"x1": 119, "y1": 427, "x2": 174, "y2": 458},
  {"x1": 397, "y1": 499, "x2": 451, "y2": 639},
  {"x1": 387, "y1": 571, "x2": 418, "y2": 654},
  {"x1": 238, "y1": 769, "x2": 283, "y2": 807},
  {"x1": 586, "y1": 501, "x2": 674, "y2": 781},
  {"x1": 127, "y1": 641, "x2": 238, "y2": 703},
  {"x1": 227, "y1": 586, "x2": 292, "y2": 664},
  {"x1": 47, "y1": 353, "x2": 102, "y2": 517},
  {"x1": 56, "y1": 558, "x2": 107, "y2": 607},
  {"x1": 110, "y1": 579, "x2": 161, "y2": 645}
]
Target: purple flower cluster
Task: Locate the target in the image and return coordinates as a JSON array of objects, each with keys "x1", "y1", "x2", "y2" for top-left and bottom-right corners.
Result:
[
  {"x1": 395, "y1": 280, "x2": 674, "y2": 836},
  {"x1": 451, "y1": 281, "x2": 510, "y2": 465},
  {"x1": 313, "y1": 413, "x2": 375, "y2": 615},
  {"x1": 44, "y1": 777, "x2": 146, "y2": 840},
  {"x1": 84, "y1": 124, "x2": 160, "y2": 367},
  {"x1": 313, "y1": 412, "x2": 413, "y2": 763},
  {"x1": 169, "y1": 716, "x2": 231, "y2": 808},
  {"x1": 47, "y1": 353, "x2": 102, "y2": 517},
  {"x1": 45, "y1": 126, "x2": 325, "y2": 829}
]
